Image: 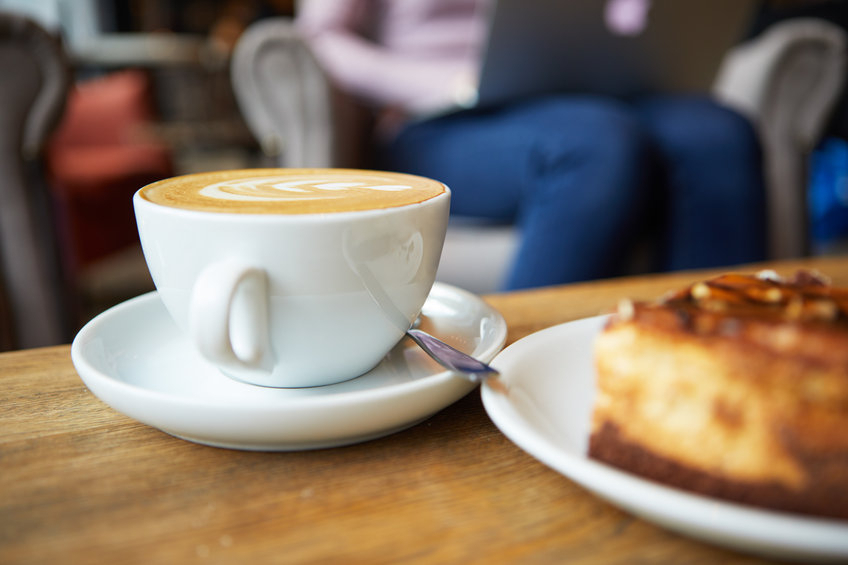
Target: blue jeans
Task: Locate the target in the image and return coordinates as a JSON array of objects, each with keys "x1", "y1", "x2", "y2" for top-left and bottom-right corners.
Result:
[{"x1": 383, "y1": 95, "x2": 767, "y2": 290}]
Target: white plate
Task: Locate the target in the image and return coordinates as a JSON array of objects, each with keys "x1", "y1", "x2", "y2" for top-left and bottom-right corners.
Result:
[
  {"x1": 482, "y1": 316, "x2": 848, "y2": 562},
  {"x1": 72, "y1": 282, "x2": 506, "y2": 451}
]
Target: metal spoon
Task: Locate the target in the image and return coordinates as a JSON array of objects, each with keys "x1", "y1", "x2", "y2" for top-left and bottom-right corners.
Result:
[{"x1": 406, "y1": 328, "x2": 507, "y2": 393}]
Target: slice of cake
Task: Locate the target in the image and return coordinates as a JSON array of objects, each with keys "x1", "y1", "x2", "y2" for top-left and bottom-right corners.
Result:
[{"x1": 589, "y1": 270, "x2": 848, "y2": 519}]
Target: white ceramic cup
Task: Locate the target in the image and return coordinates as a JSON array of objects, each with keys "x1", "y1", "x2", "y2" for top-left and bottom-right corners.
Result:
[{"x1": 134, "y1": 168, "x2": 450, "y2": 388}]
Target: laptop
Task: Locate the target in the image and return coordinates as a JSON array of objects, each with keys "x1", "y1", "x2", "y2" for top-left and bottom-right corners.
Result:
[{"x1": 467, "y1": 0, "x2": 759, "y2": 109}]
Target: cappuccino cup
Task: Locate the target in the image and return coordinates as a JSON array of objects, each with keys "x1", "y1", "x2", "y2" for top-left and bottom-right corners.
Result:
[{"x1": 134, "y1": 168, "x2": 450, "y2": 388}]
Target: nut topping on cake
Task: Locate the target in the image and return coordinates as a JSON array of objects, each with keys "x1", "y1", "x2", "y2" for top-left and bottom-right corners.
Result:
[{"x1": 654, "y1": 270, "x2": 848, "y2": 329}]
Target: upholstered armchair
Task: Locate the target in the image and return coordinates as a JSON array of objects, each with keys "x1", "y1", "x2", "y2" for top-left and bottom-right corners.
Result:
[
  {"x1": 231, "y1": 16, "x2": 846, "y2": 293},
  {"x1": 713, "y1": 17, "x2": 847, "y2": 263},
  {"x1": 0, "y1": 12, "x2": 72, "y2": 348}
]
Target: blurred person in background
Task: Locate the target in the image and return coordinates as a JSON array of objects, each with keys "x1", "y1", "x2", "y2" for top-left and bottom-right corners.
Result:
[{"x1": 297, "y1": 0, "x2": 767, "y2": 290}]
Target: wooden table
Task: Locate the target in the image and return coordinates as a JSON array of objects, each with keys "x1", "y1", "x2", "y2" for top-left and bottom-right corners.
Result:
[{"x1": 3, "y1": 256, "x2": 847, "y2": 564}]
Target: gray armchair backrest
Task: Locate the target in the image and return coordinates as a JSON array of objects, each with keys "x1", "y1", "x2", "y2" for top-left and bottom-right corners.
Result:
[
  {"x1": 715, "y1": 18, "x2": 847, "y2": 259},
  {"x1": 231, "y1": 17, "x2": 335, "y2": 168},
  {"x1": 0, "y1": 12, "x2": 72, "y2": 348}
]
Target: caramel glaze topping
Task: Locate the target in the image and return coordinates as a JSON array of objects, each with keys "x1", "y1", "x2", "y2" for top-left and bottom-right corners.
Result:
[
  {"x1": 611, "y1": 270, "x2": 848, "y2": 365},
  {"x1": 665, "y1": 270, "x2": 848, "y2": 325}
]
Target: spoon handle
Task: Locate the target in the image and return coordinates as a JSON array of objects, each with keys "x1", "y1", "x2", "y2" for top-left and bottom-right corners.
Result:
[{"x1": 406, "y1": 328, "x2": 500, "y2": 383}]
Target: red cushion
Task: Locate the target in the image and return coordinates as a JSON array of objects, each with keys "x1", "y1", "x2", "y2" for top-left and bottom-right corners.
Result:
[{"x1": 46, "y1": 69, "x2": 175, "y2": 269}]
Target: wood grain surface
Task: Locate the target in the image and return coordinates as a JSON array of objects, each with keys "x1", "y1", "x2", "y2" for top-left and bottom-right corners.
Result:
[{"x1": 2, "y1": 256, "x2": 847, "y2": 564}]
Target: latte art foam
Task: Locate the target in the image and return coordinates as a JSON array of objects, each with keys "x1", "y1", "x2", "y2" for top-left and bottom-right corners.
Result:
[
  {"x1": 200, "y1": 177, "x2": 416, "y2": 201},
  {"x1": 139, "y1": 168, "x2": 446, "y2": 214}
]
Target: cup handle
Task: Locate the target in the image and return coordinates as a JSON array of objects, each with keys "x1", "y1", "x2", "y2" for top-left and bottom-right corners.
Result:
[{"x1": 189, "y1": 260, "x2": 271, "y2": 372}]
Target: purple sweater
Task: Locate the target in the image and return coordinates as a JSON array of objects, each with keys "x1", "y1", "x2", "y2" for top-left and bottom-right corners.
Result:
[{"x1": 296, "y1": 0, "x2": 488, "y2": 120}]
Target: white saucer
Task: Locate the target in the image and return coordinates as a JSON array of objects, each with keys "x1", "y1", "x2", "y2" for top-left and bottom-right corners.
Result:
[
  {"x1": 72, "y1": 282, "x2": 506, "y2": 451},
  {"x1": 482, "y1": 316, "x2": 848, "y2": 562}
]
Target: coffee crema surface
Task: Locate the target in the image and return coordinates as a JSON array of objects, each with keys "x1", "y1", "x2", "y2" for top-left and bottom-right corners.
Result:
[{"x1": 139, "y1": 168, "x2": 447, "y2": 214}]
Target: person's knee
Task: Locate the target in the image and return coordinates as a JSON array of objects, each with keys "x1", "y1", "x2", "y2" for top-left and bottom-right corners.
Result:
[
  {"x1": 646, "y1": 97, "x2": 760, "y2": 162},
  {"x1": 528, "y1": 98, "x2": 651, "y2": 209},
  {"x1": 529, "y1": 97, "x2": 648, "y2": 171}
]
